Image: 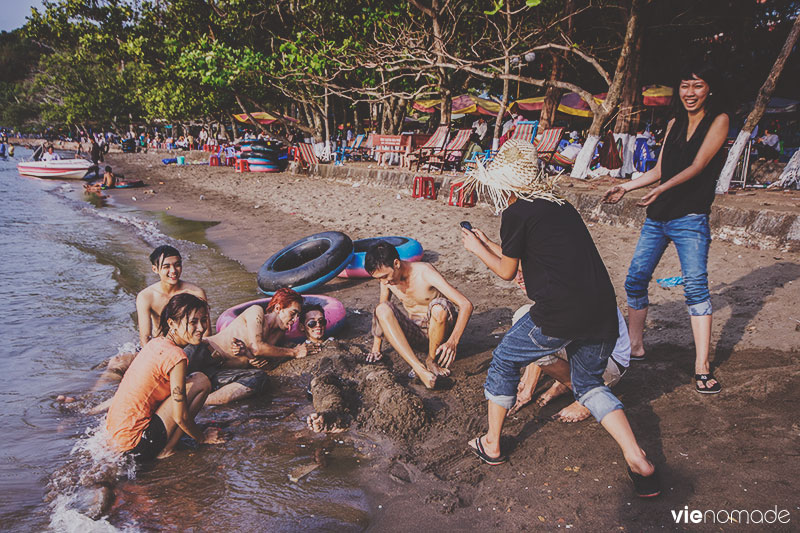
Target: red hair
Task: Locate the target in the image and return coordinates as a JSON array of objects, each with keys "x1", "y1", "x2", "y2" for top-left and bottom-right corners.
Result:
[{"x1": 266, "y1": 287, "x2": 303, "y2": 312}]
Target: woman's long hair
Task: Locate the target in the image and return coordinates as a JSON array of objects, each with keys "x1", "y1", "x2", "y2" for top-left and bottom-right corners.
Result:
[
  {"x1": 670, "y1": 62, "x2": 731, "y2": 129},
  {"x1": 157, "y1": 293, "x2": 209, "y2": 337}
]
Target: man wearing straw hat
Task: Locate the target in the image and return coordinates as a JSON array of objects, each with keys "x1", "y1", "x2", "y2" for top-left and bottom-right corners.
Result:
[{"x1": 461, "y1": 139, "x2": 660, "y2": 497}]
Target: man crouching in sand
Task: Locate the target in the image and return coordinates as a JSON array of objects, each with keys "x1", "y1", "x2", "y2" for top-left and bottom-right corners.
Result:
[{"x1": 365, "y1": 241, "x2": 473, "y2": 389}]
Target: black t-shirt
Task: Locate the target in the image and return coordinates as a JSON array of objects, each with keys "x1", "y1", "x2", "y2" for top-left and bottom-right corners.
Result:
[
  {"x1": 646, "y1": 112, "x2": 728, "y2": 221},
  {"x1": 501, "y1": 198, "x2": 619, "y2": 341}
]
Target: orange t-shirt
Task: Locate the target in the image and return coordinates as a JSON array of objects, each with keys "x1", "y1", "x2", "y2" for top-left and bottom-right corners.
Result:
[{"x1": 106, "y1": 337, "x2": 188, "y2": 452}]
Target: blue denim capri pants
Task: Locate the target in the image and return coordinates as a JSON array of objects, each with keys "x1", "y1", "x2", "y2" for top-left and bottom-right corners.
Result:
[
  {"x1": 625, "y1": 213, "x2": 712, "y2": 316},
  {"x1": 484, "y1": 313, "x2": 623, "y2": 423}
]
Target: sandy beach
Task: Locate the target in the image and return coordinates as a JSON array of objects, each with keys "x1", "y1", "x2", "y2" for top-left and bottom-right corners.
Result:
[{"x1": 99, "y1": 150, "x2": 800, "y2": 531}]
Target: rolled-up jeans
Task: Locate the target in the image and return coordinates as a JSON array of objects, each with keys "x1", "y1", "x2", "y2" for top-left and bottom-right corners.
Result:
[
  {"x1": 625, "y1": 213, "x2": 712, "y2": 316},
  {"x1": 484, "y1": 313, "x2": 623, "y2": 422}
]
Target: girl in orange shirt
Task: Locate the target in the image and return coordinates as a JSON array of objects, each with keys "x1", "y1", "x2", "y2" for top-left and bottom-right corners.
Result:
[{"x1": 107, "y1": 293, "x2": 223, "y2": 461}]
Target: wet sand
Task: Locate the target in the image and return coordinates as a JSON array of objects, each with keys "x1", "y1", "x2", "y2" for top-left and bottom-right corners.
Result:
[{"x1": 102, "y1": 151, "x2": 800, "y2": 531}]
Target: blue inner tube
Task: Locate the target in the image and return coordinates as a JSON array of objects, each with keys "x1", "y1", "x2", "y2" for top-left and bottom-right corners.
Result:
[
  {"x1": 346, "y1": 236, "x2": 423, "y2": 274},
  {"x1": 258, "y1": 231, "x2": 354, "y2": 295}
]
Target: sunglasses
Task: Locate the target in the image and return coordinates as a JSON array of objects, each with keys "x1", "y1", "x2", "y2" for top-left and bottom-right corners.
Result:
[{"x1": 305, "y1": 318, "x2": 327, "y2": 328}]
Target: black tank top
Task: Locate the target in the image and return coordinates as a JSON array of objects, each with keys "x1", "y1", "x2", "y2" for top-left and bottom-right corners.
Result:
[{"x1": 646, "y1": 112, "x2": 727, "y2": 221}]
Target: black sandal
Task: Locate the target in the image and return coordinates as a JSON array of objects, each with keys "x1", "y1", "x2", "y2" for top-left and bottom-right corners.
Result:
[
  {"x1": 695, "y1": 373, "x2": 721, "y2": 394},
  {"x1": 628, "y1": 466, "x2": 661, "y2": 498}
]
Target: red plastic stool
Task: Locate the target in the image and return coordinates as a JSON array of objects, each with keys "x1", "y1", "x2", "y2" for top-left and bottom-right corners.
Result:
[
  {"x1": 412, "y1": 176, "x2": 437, "y2": 199},
  {"x1": 448, "y1": 182, "x2": 477, "y2": 207},
  {"x1": 226, "y1": 157, "x2": 236, "y2": 167},
  {"x1": 235, "y1": 159, "x2": 250, "y2": 173},
  {"x1": 209, "y1": 155, "x2": 220, "y2": 166}
]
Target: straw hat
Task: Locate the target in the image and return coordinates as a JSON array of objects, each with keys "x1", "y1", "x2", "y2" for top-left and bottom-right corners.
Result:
[{"x1": 461, "y1": 139, "x2": 563, "y2": 214}]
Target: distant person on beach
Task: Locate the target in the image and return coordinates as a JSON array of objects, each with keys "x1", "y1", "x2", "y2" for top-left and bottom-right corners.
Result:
[
  {"x1": 90, "y1": 139, "x2": 103, "y2": 177},
  {"x1": 106, "y1": 293, "x2": 224, "y2": 461},
  {"x1": 42, "y1": 146, "x2": 60, "y2": 161},
  {"x1": 365, "y1": 242, "x2": 473, "y2": 389},
  {"x1": 461, "y1": 139, "x2": 659, "y2": 497},
  {"x1": 102, "y1": 166, "x2": 116, "y2": 188},
  {"x1": 603, "y1": 62, "x2": 729, "y2": 394}
]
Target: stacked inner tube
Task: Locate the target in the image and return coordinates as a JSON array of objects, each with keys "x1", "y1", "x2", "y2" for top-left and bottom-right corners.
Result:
[{"x1": 237, "y1": 140, "x2": 288, "y2": 172}]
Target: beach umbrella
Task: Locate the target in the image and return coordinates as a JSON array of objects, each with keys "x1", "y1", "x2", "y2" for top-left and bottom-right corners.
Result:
[
  {"x1": 412, "y1": 95, "x2": 515, "y2": 117},
  {"x1": 515, "y1": 96, "x2": 545, "y2": 112},
  {"x1": 412, "y1": 98, "x2": 441, "y2": 113},
  {"x1": 233, "y1": 111, "x2": 297, "y2": 125},
  {"x1": 557, "y1": 92, "x2": 607, "y2": 117},
  {"x1": 642, "y1": 85, "x2": 673, "y2": 107},
  {"x1": 515, "y1": 93, "x2": 606, "y2": 117}
]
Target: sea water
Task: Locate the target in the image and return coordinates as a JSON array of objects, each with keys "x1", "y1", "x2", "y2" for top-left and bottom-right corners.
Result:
[{"x1": 0, "y1": 148, "x2": 369, "y2": 531}]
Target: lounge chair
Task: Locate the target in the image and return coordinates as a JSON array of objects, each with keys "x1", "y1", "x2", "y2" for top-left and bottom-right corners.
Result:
[
  {"x1": 296, "y1": 142, "x2": 319, "y2": 172},
  {"x1": 409, "y1": 125, "x2": 450, "y2": 171},
  {"x1": 337, "y1": 134, "x2": 366, "y2": 163},
  {"x1": 422, "y1": 128, "x2": 472, "y2": 173},
  {"x1": 533, "y1": 127, "x2": 565, "y2": 164},
  {"x1": 475, "y1": 120, "x2": 540, "y2": 166},
  {"x1": 510, "y1": 120, "x2": 539, "y2": 144}
]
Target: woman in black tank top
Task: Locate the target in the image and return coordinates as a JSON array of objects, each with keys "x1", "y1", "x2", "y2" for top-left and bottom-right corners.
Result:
[{"x1": 603, "y1": 64, "x2": 730, "y2": 395}]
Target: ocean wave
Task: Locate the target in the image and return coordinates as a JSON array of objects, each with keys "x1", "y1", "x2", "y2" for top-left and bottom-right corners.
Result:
[{"x1": 47, "y1": 424, "x2": 139, "y2": 531}]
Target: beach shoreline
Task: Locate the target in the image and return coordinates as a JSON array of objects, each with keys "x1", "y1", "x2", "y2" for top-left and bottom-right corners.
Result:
[{"x1": 97, "y1": 151, "x2": 800, "y2": 531}]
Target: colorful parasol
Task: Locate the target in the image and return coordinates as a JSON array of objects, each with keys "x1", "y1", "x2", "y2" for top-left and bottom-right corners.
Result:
[
  {"x1": 642, "y1": 85, "x2": 673, "y2": 107},
  {"x1": 233, "y1": 112, "x2": 297, "y2": 125}
]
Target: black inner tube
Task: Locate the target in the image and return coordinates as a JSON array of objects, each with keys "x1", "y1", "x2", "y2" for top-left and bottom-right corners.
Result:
[
  {"x1": 353, "y1": 236, "x2": 408, "y2": 253},
  {"x1": 272, "y1": 239, "x2": 331, "y2": 272}
]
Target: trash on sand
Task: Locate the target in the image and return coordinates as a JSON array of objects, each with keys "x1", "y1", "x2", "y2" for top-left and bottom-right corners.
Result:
[
  {"x1": 656, "y1": 276, "x2": 684, "y2": 288},
  {"x1": 288, "y1": 463, "x2": 319, "y2": 482}
]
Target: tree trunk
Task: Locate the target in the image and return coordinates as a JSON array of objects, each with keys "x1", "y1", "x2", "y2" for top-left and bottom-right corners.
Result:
[
  {"x1": 353, "y1": 104, "x2": 360, "y2": 133},
  {"x1": 491, "y1": 5, "x2": 512, "y2": 148},
  {"x1": 570, "y1": 0, "x2": 641, "y2": 179},
  {"x1": 615, "y1": 22, "x2": 644, "y2": 177},
  {"x1": 774, "y1": 148, "x2": 800, "y2": 189},
  {"x1": 717, "y1": 14, "x2": 800, "y2": 193},
  {"x1": 540, "y1": 0, "x2": 574, "y2": 131},
  {"x1": 440, "y1": 89, "x2": 452, "y2": 127}
]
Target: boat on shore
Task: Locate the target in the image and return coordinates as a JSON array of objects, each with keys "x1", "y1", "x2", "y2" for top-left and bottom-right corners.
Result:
[{"x1": 17, "y1": 159, "x2": 94, "y2": 179}]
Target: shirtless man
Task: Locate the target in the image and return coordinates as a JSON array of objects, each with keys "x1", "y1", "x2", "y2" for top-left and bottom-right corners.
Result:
[
  {"x1": 186, "y1": 287, "x2": 308, "y2": 405},
  {"x1": 365, "y1": 241, "x2": 473, "y2": 389},
  {"x1": 102, "y1": 245, "x2": 207, "y2": 377}
]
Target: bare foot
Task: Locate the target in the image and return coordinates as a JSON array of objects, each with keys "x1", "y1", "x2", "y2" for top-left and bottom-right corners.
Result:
[
  {"x1": 366, "y1": 351, "x2": 383, "y2": 363},
  {"x1": 425, "y1": 358, "x2": 450, "y2": 377},
  {"x1": 56, "y1": 395, "x2": 76, "y2": 404},
  {"x1": 552, "y1": 401, "x2": 591, "y2": 423},
  {"x1": 306, "y1": 412, "x2": 347, "y2": 434},
  {"x1": 156, "y1": 449, "x2": 176, "y2": 460},
  {"x1": 536, "y1": 381, "x2": 570, "y2": 408},
  {"x1": 418, "y1": 367, "x2": 438, "y2": 389}
]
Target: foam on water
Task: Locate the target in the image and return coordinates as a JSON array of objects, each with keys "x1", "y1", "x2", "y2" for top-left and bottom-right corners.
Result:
[{"x1": 47, "y1": 424, "x2": 139, "y2": 531}]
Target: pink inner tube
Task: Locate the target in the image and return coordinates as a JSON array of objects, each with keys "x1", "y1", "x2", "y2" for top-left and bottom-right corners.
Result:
[{"x1": 215, "y1": 295, "x2": 346, "y2": 342}]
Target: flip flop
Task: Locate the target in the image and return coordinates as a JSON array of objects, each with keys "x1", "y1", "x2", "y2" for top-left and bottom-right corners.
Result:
[
  {"x1": 469, "y1": 437, "x2": 507, "y2": 466},
  {"x1": 628, "y1": 466, "x2": 661, "y2": 498},
  {"x1": 695, "y1": 373, "x2": 721, "y2": 394}
]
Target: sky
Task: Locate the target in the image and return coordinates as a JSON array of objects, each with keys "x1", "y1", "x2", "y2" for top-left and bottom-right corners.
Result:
[{"x1": 0, "y1": 0, "x2": 46, "y2": 32}]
